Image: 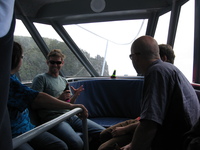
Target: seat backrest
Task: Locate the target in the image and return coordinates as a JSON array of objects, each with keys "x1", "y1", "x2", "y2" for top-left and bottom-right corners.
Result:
[{"x1": 71, "y1": 79, "x2": 144, "y2": 119}]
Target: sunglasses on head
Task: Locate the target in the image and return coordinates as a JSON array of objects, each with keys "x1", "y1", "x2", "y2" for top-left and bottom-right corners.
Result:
[{"x1": 49, "y1": 60, "x2": 62, "y2": 65}]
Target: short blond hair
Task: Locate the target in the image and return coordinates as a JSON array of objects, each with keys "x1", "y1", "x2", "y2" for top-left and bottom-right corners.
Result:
[{"x1": 47, "y1": 49, "x2": 66, "y2": 61}]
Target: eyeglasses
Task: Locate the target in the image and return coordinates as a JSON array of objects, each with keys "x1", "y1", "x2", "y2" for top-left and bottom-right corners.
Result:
[
  {"x1": 129, "y1": 52, "x2": 141, "y2": 60},
  {"x1": 49, "y1": 60, "x2": 62, "y2": 65}
]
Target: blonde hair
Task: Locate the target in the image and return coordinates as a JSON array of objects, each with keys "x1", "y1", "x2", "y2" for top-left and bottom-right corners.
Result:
[{"x1": 47, "y1": 49, "x2": 66, "y2": 60}]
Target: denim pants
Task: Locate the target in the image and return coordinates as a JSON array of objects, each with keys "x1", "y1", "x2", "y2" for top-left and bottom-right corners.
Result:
[
  {"x1": 15, "y1": 131, "x2": 67, "y2": 150},
  {"x1": 49, "y1": 115, "x2": 105, "y2": 150}
]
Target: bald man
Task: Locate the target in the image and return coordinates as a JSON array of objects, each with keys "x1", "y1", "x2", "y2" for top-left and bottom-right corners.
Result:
[{"x1": 122, "y1": 36, "x2": 200, "y2": 150}]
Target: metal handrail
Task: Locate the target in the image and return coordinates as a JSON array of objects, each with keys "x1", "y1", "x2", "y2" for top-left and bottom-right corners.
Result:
[
  {"x1": 12, "y1": 108, "x2": 89, "y2": 150},
  {"x1": 66, "y1": 76, "x2": 144, "y2": 82}
]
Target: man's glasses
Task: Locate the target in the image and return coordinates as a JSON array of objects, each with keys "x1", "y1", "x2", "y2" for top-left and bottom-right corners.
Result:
[
  {"x1": 129, "y1": 52, "x2": 141, "y2": 60},
  {"x1": 49, "y1": 60, "x2": 62, "y2": 65}
]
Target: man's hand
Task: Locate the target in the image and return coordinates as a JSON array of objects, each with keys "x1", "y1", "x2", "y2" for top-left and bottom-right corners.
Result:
[
  {"x1": 71, "y1": 85, "x2": 84, "y2": 96},
  {"x1": 58, "y1": 90, "x2": 71, "y2": 100},
  {"x1": 75, "y1": 104, "x2": 88, "y2": 119},
  {"x1": 69, "y1": 85, "x2": 84, "y2": 103}
]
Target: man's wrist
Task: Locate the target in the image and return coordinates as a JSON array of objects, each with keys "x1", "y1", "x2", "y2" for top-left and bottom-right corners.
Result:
[{"x1": 65, "y1": 99, "x2": 70, "y2": 102}]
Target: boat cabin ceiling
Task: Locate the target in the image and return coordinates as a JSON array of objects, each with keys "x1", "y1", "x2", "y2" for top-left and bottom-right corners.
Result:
[{"x1": 15, "y1": 0, "x2": 189, "y2": 25}]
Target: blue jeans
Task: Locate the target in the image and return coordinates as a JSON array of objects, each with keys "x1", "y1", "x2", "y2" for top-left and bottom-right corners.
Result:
[
  {"x1": 15, "y1": 131, "x2": 67, "y2": 150},
  {"x1": 49, "y1": 115, "x2": 105, "y2": 150}
]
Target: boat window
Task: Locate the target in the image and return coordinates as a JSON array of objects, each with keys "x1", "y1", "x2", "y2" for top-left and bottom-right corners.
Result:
[
  {"x1": 155, "y1": 0, "x2": 194, "y2": 82},
  {"x1": 34, "y1": 23, "x2": 91, "y2": 77},
  {"x1": 155, "y1": 12, "x2": 171, "y2": 44},
  {"x1": 14, "y1": 19, "x2": 46, "y2": 83},
  {"x1": 14, "y1": 0, "x2": 194, "y2": 81},
  {"x1": 64, "y1": 19, "x2": 147, "y2": 76},
  {"x1": 173, "y1": 0, "x2": 194, "y2": 82}
]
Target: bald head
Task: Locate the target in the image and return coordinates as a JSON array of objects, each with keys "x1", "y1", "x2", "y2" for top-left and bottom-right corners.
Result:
[
  {"x1": 131, "y1": 36, "x2": 160, "y2": 59},
  {"x1": 130, "y1": 36, "x2": 160, "y2": 75}
]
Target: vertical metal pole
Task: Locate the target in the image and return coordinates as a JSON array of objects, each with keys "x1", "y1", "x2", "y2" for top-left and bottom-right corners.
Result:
[
  {"x1": 101, "y1": 40, "x2": 108, "y2": 76},
  {"x1": 146, "y1": 12, "x2": 159, "y2": 37},
  {"x1": 15, "y1": 1, "x2": 49, "y2": 58},
  {"x1": 82, "y1": 118, "x2": 89, "y2": 150},
  {"x1": 167, "y1": 0, "x2": 181, "y2": 47},
  {"x1": 193, "y1": 0, "x2": 200, "y2": 83}
]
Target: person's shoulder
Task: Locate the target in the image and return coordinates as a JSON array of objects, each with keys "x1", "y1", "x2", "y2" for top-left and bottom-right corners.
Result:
[
  {"x1": 10, "y1": 74, "x2": 16, "y2": 79},
  {"x1": 34, "y1": 73, "x2": 47, "y2": 78},
  {"x1": 148, "y1": 60, "x2": 163, "y2": 70},
  {"x1": 10, "y1": 74, "x2": 20, "y2": 82},
  {"x1": 59, "y1": 75, "x2": 65, "y2": 79},
  {"x1": 148, "y1": 60, "x2": 176, "y2": 75},
  {"x1": 152, "y1": 59, "x2": 174, "y2": 69},
  {"x1": 32, "y1": 73, "x2": 48, "y2": 83},
  {"x1": 58, "y1": 75, "x2": 67, "y2": 81}
]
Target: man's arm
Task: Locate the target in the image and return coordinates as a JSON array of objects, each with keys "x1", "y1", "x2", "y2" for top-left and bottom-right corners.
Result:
[
  {"x1": 121, "y1": 120, "x2": 158, "y2": 150},
  {"x1": 112, "y1": 121, "x2": 139, "y2": 137},
  {"x1": 31, "y1": 92, "x2": 88, "y2": 119}
]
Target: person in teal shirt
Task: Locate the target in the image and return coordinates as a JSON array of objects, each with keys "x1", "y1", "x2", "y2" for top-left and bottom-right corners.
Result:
[{"x1": 32, "y1": 49, "x2": 105, "y2": 150}]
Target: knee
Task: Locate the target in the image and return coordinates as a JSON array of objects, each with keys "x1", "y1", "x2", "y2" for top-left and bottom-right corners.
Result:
[
  {"x1": 55, "y1": 140, "x2": 68, "y2": 150},
  {"x1": 69, "y1": 139, "x2": 84, "y2": 150},
  {"x1": 98, "y1": 142, "x2": 115, "y2": 150},
  {"x1": 98, "y1": 143, "x2": 106, "y2": 150},
  {"x1": 98, "y1": 144, "x2": 104, "y2": 150},
  {"x1": 100, "y1": 131, "x2": 112, "y2": 144}
]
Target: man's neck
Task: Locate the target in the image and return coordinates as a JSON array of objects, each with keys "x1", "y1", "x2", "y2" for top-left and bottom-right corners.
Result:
[
  {"x1": 11, "y1": 69, "x2": 17, "y2": 75},
  {"x1": 47, "y1": 72, "x2": 59, "y2": 78}
]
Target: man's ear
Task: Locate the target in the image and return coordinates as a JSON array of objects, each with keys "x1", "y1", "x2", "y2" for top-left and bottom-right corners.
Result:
[
  {"x1": 161, "y1": 55, "x2": 168, "y2": 62},
  {"x1": 62, "y1": 60, "x2": 64, "y2": 65}
]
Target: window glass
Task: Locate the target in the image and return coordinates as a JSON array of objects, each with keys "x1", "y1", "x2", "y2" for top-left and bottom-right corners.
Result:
[
  {"x1": 14, "y1": 20, "x2": 46, "y2": 83},
  {"x1": 64, "y1": 19, "x2": 147, "y2": 76},
  {"x1": 14, "y1": 0, "x2": 194, "y2": 81},
  {"x1": 173, "y1": 0, "x2": 194, "y2": 82},
  {"x1": 155, "y1": 12, "x2": 171, "y2": 44},
  {"x1": 34, "y1": 23, "x2": 91, "y2": 77},
  {"x1": 155, "y1": 0, "x2": 194, "y2": 82}
]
